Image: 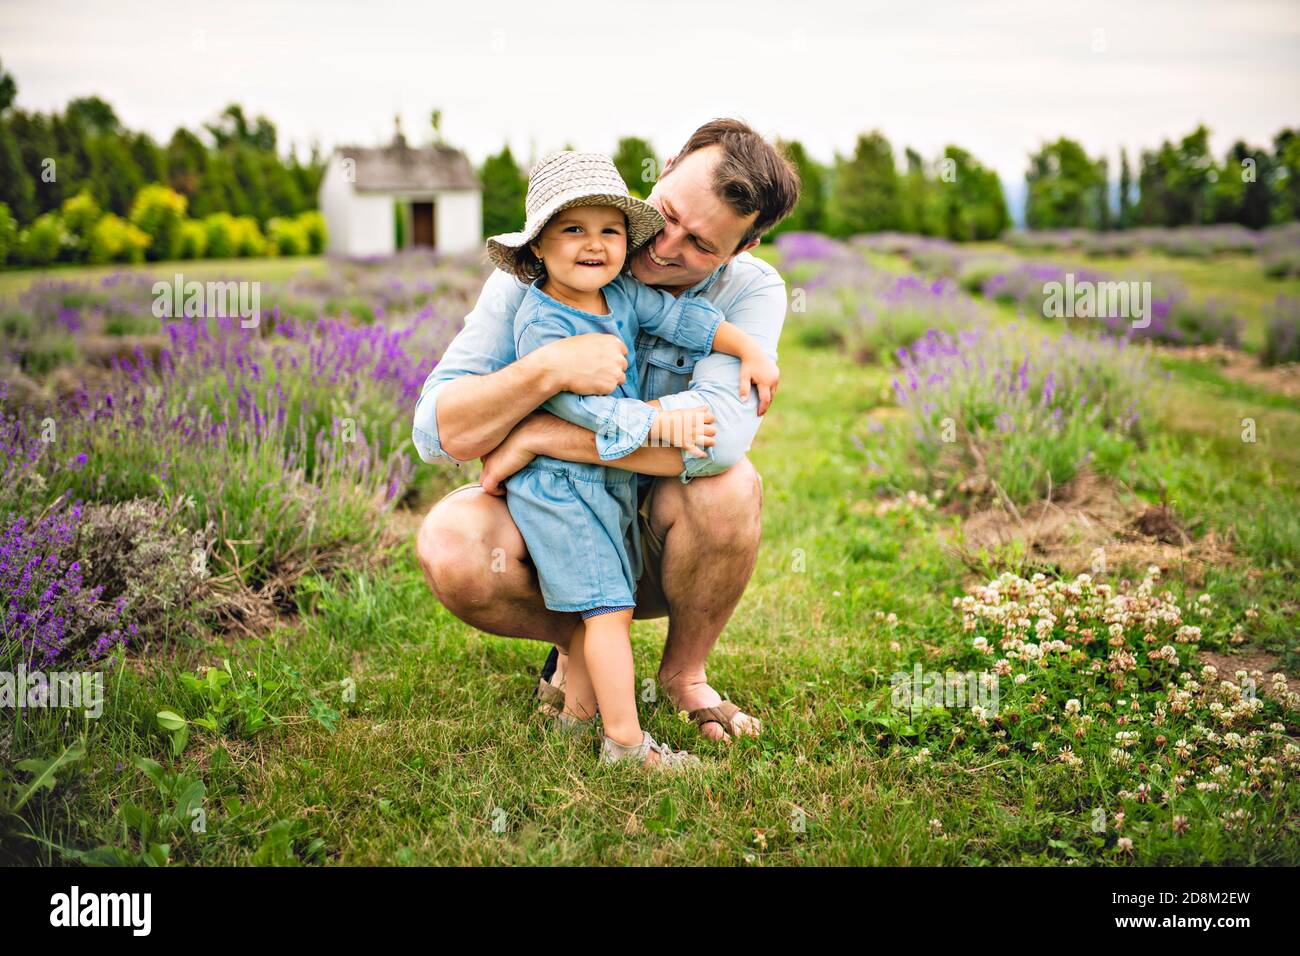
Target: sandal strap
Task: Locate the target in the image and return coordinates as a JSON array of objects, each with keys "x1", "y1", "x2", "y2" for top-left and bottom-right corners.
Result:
[
  {"x1": 688, "y1": 701, "x2": 742, "y2": 734},
  {"x1": 554, "y1": 713, "x2": 597, "y2": 736},
  {"x1": 536, "y1": 678, "x2": 565, "y2": 709}
]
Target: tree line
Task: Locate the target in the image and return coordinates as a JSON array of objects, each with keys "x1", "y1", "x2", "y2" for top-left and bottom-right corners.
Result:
[
  {"x1": 0, "y1": 59, "x2": 325, "y2": 265},
  {"x1": 481, "y1": 127, "x2": 1300, "y2": 243},
  {"x1": 1025, "y1": 126, "x2": 1300, "y2": 231}
]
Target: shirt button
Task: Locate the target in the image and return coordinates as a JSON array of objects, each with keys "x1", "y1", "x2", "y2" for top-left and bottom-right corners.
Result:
[{"x1": 676, "y1": 356, "x2": 684, "y2": 367}]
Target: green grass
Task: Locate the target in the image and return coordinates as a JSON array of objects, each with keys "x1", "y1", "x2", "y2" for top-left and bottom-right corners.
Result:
[
  {"x1": 0, "y1": 255, "x2": 327, "y2": 299},
  {"x1": 2, "y1": 252, "x2": 1298, "y2": 867}
]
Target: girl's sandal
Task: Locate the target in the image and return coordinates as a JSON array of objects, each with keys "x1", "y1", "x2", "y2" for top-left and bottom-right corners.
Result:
[
  {"x1": 552, "y1": 712, "x2": 598, "y2": 737},
  {"x1": 600, "y1": 731, "x2": 700, "y2": 770}
]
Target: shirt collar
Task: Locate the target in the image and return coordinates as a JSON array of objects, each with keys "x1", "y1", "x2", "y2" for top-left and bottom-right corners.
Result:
[{"x1": 684, "y1": 259, "x2": 730, "y2": 297}]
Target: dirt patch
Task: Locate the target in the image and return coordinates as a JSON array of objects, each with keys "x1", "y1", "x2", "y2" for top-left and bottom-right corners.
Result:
[
  {"x1": 1163, "y1": 343, "x2": 1300, "y2": 399},
  {"x1": 952, "y1": 469, "x2": 1231, "y2": 582},
  {"x1": 1198, "y1": 649, "x2": 1298, "y2": 709}
]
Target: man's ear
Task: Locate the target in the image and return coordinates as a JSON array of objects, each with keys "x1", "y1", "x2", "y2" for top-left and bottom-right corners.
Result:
[{"x1": 728, "y1": 238, "x2": 761, "y2": 261}]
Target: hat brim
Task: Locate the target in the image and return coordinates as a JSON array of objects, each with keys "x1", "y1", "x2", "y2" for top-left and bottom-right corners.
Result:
[{"x1": 486, "y1": 194, "x2": 664, "y2": 275}]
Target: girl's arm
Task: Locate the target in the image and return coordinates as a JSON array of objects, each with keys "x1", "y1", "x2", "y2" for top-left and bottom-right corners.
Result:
[
  {"x1": 516, "y1": 306, "x2": 715, "y2": 459},
  {"x1": 618, "y1": 275, "x2": 780, "y2": 415}
]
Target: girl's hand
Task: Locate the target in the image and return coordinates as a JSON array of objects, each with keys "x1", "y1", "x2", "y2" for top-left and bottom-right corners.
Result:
[
  {"x1": 739, "y1": 349, "x2": 780, "y2": 415},
  {"x1": 648, "y1": 408, "x2": 717, "y2": 459}
]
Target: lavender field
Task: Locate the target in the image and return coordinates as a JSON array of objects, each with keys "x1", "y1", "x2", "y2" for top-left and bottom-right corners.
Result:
[{"x1": 1, "y1": 235, "x2": 1297, "y2": 865}]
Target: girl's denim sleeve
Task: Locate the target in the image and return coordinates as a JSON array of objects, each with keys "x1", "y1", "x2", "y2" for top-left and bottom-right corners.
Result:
[
  {"x1": 615, "y1": 274, "x2": 723, "y2": 358},
  {"x1": 515, "y1": 304, "x2": 657, "y2": 461}
]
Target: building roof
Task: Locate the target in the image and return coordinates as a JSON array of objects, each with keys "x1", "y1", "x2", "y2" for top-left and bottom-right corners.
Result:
[{"x1": 338, "y1": 128, "x2": 479, "y2": 194}]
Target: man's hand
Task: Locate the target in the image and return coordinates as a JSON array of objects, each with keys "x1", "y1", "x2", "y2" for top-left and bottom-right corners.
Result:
[
  {"x1": 539, "y1": 333, "x2": 629, "y2": 396},
  {"x1": 479, "y1": 419, "x2": 540, "y2": 495},
  {"x1": 738, "y1": 348, "x2": 780, "y2": 416}
]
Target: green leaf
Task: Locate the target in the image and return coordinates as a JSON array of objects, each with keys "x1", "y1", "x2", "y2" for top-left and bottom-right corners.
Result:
[
  {"x1": 134, "y1": 756, "x2": 168, "y2": 791},
  {"x1": 13, "y1": 738, "x2": 86, "y2": 810},
  {"x1": 157, "y1": 710, "x2": 187, "y2": 731}
]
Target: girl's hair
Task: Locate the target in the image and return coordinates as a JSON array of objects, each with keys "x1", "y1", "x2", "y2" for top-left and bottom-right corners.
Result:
[
  {"x1": 500, "y1": 208, "x2": 640, "y2": 284},
  {"x1": 502, "y1": 243, "x2": 546, "y2": 284}
]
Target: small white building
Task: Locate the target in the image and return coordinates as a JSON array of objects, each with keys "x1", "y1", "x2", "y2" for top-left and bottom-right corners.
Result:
[{"x1": 319, "y1": 122, "x2": 482, "y2": 257}]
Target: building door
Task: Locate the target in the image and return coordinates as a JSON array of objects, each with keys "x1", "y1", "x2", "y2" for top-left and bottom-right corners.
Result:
[{"x1": 412, "y1": 201, "x2": 435, "y2": 248}]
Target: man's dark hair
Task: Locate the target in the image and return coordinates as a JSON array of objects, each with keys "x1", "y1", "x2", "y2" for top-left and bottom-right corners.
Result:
[{"x1": 666, "y1": 118, "x2": 802, "y2": 252}]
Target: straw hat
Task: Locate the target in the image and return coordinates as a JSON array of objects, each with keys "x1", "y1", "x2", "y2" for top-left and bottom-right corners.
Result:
[{"x1": 486, "y1": 151, "x2": 664, "y2": 273}]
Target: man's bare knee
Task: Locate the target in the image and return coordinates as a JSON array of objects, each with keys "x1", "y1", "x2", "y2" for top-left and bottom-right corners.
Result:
[
  {"x1": 417, "y1": 490, "x2": 521, "y2": 609},
  {"x1": 653, "y1": 457, "x2": 762, "y2": 552}
]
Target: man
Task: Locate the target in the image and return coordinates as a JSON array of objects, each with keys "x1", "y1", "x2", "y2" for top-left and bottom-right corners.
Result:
[{"x1": 412, "y1": 118, "x2": 799, "y2": 742}]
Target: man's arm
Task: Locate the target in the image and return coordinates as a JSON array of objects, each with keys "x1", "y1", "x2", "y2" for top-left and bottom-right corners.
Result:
[
  {"x1": 654, "y1": 266, "x2": 787, "y2": 482},
  {"x1": 411, "y1": 270, "x2": 630, "y2": 463},
  {"x1": 479, "y1": 403, "x2": 691, "y2": 495}
]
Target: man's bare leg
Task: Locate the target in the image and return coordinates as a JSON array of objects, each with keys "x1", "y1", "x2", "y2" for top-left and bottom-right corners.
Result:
[
  {"x1": 647, "y1": 457, "x2": 764, "y2": 742},
  {"x1": 416, "y1": 486, "x2": 576, "y2": 648}
]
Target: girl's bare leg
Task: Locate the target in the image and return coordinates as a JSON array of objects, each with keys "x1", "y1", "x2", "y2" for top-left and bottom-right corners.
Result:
[
  {"x1": 561, "y1": 619, "x2": 597, "y2": 721},
  {"x1": 581, "y1": 609, "x2": 641, "y2": 747}
]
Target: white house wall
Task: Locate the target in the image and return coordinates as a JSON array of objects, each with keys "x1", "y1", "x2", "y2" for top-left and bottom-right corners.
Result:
[
  {"x1": 346, "y1": 193, "x2": 398, "y2": 257},
  {"x1": 434, "y1": 190, "x2": 482, "y2": 254}
]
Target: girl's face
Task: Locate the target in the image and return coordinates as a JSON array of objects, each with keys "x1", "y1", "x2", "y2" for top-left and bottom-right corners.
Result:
[{"x1": 529, "y1": 204, "x2": 627, "y2": 293}]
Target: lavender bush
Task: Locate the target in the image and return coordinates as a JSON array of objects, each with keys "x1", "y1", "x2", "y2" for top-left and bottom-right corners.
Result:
[
  {"x1": 775, "y1": 233, "x2": 989, "y2": 360},
  {"x1": 890, "y1": 323, "x2": 1148, "y2": 504},
  {"x1": 1261, "y1": 296, "x2": 1300, "y2": 366},
  {"x1": 0, "y1": 503, "x2": 132, "y2": 666},
  {"x1": 1, "y1": 252, "x2": 476, "y2": 659}
]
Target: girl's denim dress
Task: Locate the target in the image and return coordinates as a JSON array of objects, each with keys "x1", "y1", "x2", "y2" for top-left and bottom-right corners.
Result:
[{"x1": 505, "y1": 275, "x2": 724, "y2": 617}]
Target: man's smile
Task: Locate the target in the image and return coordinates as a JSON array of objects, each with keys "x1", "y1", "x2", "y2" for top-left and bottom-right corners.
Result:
[{"x1": 645, "y1": 245, "x2": 677, "y2": 268}]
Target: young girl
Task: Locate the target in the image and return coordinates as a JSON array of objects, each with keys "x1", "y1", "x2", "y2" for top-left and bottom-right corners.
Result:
[{"x1": 486, "y1": 151, "x2": 777, "y2": 769}]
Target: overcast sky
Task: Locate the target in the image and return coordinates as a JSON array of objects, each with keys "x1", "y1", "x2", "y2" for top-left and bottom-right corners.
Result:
[{"x1": 3, "y1": 0, "x2": 1298, "y2": 187}]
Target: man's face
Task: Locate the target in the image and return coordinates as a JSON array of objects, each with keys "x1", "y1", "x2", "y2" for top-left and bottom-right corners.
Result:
[{"x1": 630, "y1": 145, "x2": 759, "y2": 291}]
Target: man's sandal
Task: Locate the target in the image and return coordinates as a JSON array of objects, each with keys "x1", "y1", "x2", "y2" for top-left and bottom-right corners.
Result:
[
  {"x1": 687, "y1": 701, "x2": 760, "y2": 740},
  {"x1": 600, "y1": 731, "x2": 700, "y2": 770},
  {"x1": 536, "y1": 677, "x2": 566, "y2": 718}
]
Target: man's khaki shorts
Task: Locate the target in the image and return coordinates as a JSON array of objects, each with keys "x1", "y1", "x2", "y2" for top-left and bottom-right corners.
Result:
[{"x1": 432, "y1": 479, "x2": 669, "y2": 620}]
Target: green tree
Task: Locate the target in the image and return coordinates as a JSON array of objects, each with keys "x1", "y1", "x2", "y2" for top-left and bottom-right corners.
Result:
[
  {"x1": 129, "y1": 132, "x2": 166, "y2": 184},
  {"x1": 1024, "y1": 137, "x2": 1107, "y2": 229},
  {"x1": 1272, "y1": 129, "x2": 1300, "y2": 224},
  {"x1": 479, "y1": 145, "x2": 527, "y2": 238},
  {"x1": 1212, "y1": 141, "x2": 1275, "y2": 228},
  {"x1": 66, "y1": 96, "x2": 121, "y2": 136},
  {"x1": 1118, "y1": 149, "x2": 1134, "y2": 229},
  {"x1": 0, "y1": 57, "x2": 15, "y2": 113},
  {"x1": 898, "y1": 147, "x2": 938, "y2": 236},
  {"x1": 612, "y1": 136, "x2": 657, "y2": 198},
  {"x1": 827, "y1": 131, "x2": 901, "y2": 236},
  {"x1": 0, "y1": 62, "x2": 38, "y2": 223},
  {"x1": 1137, "y1": 125, "x2": 1216, "y2": 226},
  {"x1": 129, "y1": 184, "x2": 187, "y2": 261},
  {"x1": 770, "y1": 140, "x2": 825, "y2": 235},
  {"x1": 934, "y1": 146, "x2": 1008, "y2": 241},
  {"x1": 166, "y1": 128, "x2": 208, "y2": 200}
]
